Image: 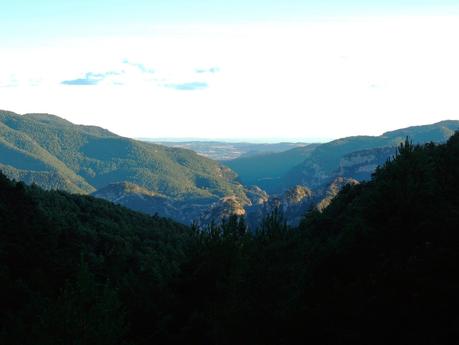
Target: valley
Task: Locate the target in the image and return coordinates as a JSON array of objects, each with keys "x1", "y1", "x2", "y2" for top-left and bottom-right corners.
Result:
[
  {"x1": 2, "y1": 132, "x2": 459, "y2": 344},
  {"x1": 142, "y1": 139, "x2": 309, "y2": 161},
  {"x1": 3, "y1": 1, "x2": 458, "y2": 343},
  {"x1": 1, "y1": 110, "x2": 458, "y2": 228}
]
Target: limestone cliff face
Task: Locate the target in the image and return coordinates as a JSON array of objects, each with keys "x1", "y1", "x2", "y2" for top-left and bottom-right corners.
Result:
[
  {"x1": 242, "y1": 185, "x2": 314, "y2": 228},
  {"x1": 284, "y1": 185, "x2": 313, "y2": 205},
  {"x1": 93, "y1": 178, "x2": 361, "y2": 228},
  {"x1": 93, "y1": 179, "x2": 358, "y2": 228},
  {"x1": 280, "y1": 121, "x2": 459, "y2": 192},
  {"x1": 337, "y1": 147, "x2": 396, "y2": 181}
]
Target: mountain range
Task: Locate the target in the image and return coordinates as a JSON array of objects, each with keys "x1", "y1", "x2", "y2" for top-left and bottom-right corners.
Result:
[
  {"x1": 2, "y1": 132, "x2": 459, "y2": 344},
  {"x1": 0, "y1": 110, "x2": 249, "y2": 222},
  {"x1": 1, "y1": 109, "x2": 458, "y2": 226},
  {"x1": 225, "y1": 120, "x2": 459, "y2": 193}
]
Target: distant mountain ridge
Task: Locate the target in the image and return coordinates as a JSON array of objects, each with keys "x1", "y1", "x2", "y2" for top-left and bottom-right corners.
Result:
[
  {"x1": 281, "y1": 120, "x2": 459, "y2": 191},
  {"x1": 1, "y1": 109, "x2": 458, "y2": 227},
  {"x1": 225, "y1": 120, "x2": 459, "y2": 193},
  {"x1": 145, "y1": 140, "x2": 309, "y2": 161},
  {"x1": 224, "y1": 144, "x2": 320, "y2": 191},
  {"x1": 0, "y1": 110, "x2": 247, "y2": 222}
]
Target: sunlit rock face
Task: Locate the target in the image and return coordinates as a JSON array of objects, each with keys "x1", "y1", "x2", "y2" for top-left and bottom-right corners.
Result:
[
  {"x1": 92, "y1": 179, "x2": 359, "y2": 229},
  {"x1": 284, "y1": 185, "x2": 313, "y2": 205},
  {"x1": 315, "y1": 177, "x2": 360, "y2": 213}
]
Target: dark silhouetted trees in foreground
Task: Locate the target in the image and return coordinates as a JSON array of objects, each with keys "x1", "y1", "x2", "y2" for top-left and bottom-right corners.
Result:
[{"x1": 1, "y1": 134, "x2": 459, "y2": 344}]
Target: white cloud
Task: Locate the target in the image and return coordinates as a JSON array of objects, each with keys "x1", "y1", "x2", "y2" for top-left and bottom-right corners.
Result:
[{"x1": 1, "y1": 15, "x2": 458, "y2": 140}]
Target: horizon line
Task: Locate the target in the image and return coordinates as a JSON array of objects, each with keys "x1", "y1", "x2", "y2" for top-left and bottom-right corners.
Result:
[{"x1": 137, "y1": 137, "x2": 334, "y2": 144}]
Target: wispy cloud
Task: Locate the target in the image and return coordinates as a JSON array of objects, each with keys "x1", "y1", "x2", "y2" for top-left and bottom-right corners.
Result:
[
  {"x1": 164, "y1": 82, "x2": 209, "y2": 91},
  {"x1": 62, "y1": 78, "x2": 99, "y2": 86},
  {"x1": 61, "y1": 71, "x2": 122, "y2": 86},
  {"x1": 61, "y1": 61, "x2": 156, "y2": 86},
  {"x1": 60, "y1": 60, "x2": 214, "y2": 90}
]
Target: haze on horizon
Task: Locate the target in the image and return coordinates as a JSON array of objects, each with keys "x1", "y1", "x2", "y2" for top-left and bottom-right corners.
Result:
[{"x1": 1, "y1": 0, "x2": 459, "y2": 141}]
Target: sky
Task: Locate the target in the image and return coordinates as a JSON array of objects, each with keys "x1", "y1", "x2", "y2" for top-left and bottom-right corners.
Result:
[{"x1": 1, "y1": 1, "x2": 459, "y2": 141}]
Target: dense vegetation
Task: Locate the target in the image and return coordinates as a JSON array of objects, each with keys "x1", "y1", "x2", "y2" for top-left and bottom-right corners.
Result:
[
  {"x1": 226, "y1": 120, "x2": 459, "y2": 192},
  {"x1": 224, "y1": 144, "x2": 319, "y2": 191},
  {"x1": 0, "y1": 110, "x2": 246, "y2": 199},
  {"x1": 1, "y1": 133, "x2": 459, "y2": 344}
]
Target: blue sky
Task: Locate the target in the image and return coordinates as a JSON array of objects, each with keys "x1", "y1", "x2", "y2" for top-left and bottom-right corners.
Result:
[
  {"x1": 2, "y1": 0, "x2": 458, "y2": 41},
  {"x1": 1, "y1": 1, "x2": 459, "y2": 140}
]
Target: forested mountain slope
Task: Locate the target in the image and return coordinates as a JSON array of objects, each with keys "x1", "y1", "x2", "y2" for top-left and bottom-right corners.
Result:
[
  {"x1": 225, "y1": 120, "x2": 459, "y2": 193},
  {"x1": 0, "y1": 172, "x2": 190, "y2": 344},
  {"x1": 0, "y1": 110, "x2": 246, "y2": 199},
  {"x1": 1, "y1": 133, "x2": 459, "y2": 344},
  {"x1": 224, "y1": 144, "x2": 319, "y2": 191},
  {"x1": 0, "y1": 110, "x2": 249, "y2": 223},
  {"x1": 281, "y1": 120, "x2": 459, "y2": 190},
  {"x1": 2, "y1": 110, "x2": 459, "y2": 227}
]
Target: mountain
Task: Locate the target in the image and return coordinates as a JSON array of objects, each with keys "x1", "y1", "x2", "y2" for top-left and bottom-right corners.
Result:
[
  {"x1": 223, "y1": 144, "x2": 320, "y2": 192},
  {"x1": 226, "y1": 120, "x2": 459, "y2": 194},
  {"x1": 91, "y1": 171, "x2": 345, "y2": 229},
  {"x1": 287, "y1": 133, "x2": 459, "y2": 345},
  {"x1": 282, "y1": 120, "x2": 459, "y2": 190},
  {"x1": 0, "y1": 110, "x2": 248, "y2": 223},
  {"x1": 92, "y1": 181, "x2": 226, "y2": 224},
  {"x1": 2, "y1": 134, "x2": 459, "y2": 345},
  {"x1": 335, "y1": 146, "x2": 397, "y2": 181},
  {"x1": 2, "y1": 111, "x2": 458, "y2": 227},
  {"x1": 0, "y1": 111, "x2": 94, "y2": 194},
  {"x1": 0, "y1": 171, "x2": 190, "y2": 345},
  {"x1": 144, "y1": 140, "x2": 309, "y2": 161}
]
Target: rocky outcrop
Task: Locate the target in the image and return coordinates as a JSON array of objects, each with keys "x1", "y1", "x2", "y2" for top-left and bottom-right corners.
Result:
[
  {"x1": 337, "y1": 147, "x2": 396, "y2": 181},
  {"x1": 246, "y1": 185, "x2": 269, "y2": 205},
  {"x1": 315, "y1": 177, "x2": 359, "y2": 212},
  {"x1": 284, "y1": 185, "x2": 312, "y2": 204},
  {"x1": 200, "y1": 195, "x2": 247, "y2": 225},
  {"x1": 93, "y1": 179, "x2": 360, "y2": 228},
  {"x1": 92, "y1": 182, "x2": 213, "y2": 224},
  {"x1": 243, "y1": 185, "x2": 314, "y2": 228}
]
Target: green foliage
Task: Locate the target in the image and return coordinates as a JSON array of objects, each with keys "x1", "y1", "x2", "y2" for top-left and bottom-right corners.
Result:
[
  {"x1": 226, "y1": 120, "x2": 459, "y2": 193},
  {"x1": 2, "y1": 132, "x2": 459, "y2": 344},
  {"x1": 294, "y1": 133, "x2": 459, "y2": 344},
  {"x1": 0, "y1": 110, "x2": 246, "y2": 200},
  {"x1": 37, "y1": 259, "x2": 126, "y2": 345},
  {"x1": 0, "y1": 173, "x2": 189, "y2": 344},
  {"x1": 281, "y1": 120, "x2": 459, "y2": 190}
]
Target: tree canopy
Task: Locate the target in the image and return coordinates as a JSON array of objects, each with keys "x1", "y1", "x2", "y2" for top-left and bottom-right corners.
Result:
[{"x1": 1, "y1": 132, "x2": 459, "y2": 344}]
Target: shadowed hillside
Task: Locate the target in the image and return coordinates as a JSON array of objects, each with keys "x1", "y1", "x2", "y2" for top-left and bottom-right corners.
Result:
[
  {"x1": 281, "y1": 120, "x2": 459, "y2": 190},
  {"x1": 225, "y1": 120, "x2": 459, "y2": 193},
  {"x1": 0, "y1": 110, "x2": 248, "y2": 222},
  {"x1": 1, "y1": 133, "x2": 459, "y2": 344}
]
